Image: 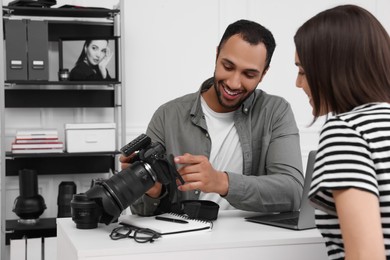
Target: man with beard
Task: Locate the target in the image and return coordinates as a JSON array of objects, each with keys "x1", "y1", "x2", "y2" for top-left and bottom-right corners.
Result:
[{"x1": 121, "y1": 19, "x2": 304, "y2": 216}]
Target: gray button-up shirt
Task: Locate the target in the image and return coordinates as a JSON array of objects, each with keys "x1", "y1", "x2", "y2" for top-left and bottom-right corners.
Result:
[{"x1": 131, "y1": 78, "x2": 303, "y2": 215}]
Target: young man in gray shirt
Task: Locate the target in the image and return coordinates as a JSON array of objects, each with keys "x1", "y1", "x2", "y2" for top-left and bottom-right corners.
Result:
[{"x1": 121, "y1": 19, "x2": 304, "y2": 216}]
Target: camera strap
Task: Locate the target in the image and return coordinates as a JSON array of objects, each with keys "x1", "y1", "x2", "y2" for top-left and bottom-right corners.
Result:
[
  {"x1": 161, "y1": 154, "x2": 219, "y2": 221},
  {"x1": 180, "y1": 200, "x2": 219, "y2": 221},
  {"x1": 163, "y1": 183, "x2": 219, "y2": 221}
]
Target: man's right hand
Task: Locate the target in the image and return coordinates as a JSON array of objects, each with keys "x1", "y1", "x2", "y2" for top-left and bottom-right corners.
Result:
[{"x1": 119, "y1": 153, "x2": 163, "y2": 198}]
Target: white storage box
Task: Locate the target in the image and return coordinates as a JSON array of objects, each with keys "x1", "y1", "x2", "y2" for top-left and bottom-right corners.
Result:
[{"x1": 65, "y1": 123, "x2": 116, "y2": 153}]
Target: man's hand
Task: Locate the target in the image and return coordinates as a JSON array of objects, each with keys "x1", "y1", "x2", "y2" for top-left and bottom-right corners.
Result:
[
  {"x1": 119, "y1": 153, "x2": 135, "y2": 170},
  {"x1": 174, "y1": 153, "x2": 229, "y2": 196},
  {"x1": 119, "y1": 153, "x2": 163, "y2": 198}
]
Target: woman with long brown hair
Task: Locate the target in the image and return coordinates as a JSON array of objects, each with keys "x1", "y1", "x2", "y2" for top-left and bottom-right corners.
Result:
[{"x1": 295, "y1": 4, "x2": 390, "y2": 260}]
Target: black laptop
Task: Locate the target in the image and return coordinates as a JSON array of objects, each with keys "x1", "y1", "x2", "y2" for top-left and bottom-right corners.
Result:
[{"x1": 245, "y1": 151, "x2": 317, "y2": 230}]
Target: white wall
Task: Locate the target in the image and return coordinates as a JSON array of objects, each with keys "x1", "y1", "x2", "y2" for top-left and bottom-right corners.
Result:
[{"x1": 123, "y1": 0, "x2": 390, "y2": 160}]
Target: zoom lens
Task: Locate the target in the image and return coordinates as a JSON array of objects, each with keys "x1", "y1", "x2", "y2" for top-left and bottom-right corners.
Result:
[
  {"x1": 84, "y1": 161, "x2": 156, "y2": 225},
  {"x1": 104, "y1": 161, "x2": 156, "y2": 210}
]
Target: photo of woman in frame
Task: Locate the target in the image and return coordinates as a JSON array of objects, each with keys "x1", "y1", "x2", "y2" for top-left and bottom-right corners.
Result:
[{"x1": 60, "y1": 38, "x2": 117, "y2": 81}]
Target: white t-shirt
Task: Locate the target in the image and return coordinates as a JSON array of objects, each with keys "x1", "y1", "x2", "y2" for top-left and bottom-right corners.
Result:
[{"x1": 199, "y1": 97, "x2": 243, "y2": 210}]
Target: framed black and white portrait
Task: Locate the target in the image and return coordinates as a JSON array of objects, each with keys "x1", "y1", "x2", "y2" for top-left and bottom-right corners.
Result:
[{"x1": 59, "y1": 37, "x2": 118, "y2": 82}]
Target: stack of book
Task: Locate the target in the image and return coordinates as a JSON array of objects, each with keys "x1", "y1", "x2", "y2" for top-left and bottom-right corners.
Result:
[{"x1": 12, "y1": 129, "x2": 64, "y2": 154}]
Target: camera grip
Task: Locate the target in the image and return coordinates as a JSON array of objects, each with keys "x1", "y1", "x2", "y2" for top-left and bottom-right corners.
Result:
[
  {"x1": 168, "y1": 154, "x2": 185, "y2": 185},
  {"x1": 121, "y1": 134, "x2": 151, "y2": 156}
]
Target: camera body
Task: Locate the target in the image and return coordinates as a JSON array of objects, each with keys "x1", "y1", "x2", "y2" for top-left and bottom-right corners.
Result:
[{"x1": 71, "y1": 134, "x2": 183, "y2": 229}]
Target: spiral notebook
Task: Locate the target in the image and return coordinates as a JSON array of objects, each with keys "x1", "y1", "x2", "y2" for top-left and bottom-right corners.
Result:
[{"x1": 119, "y1": 213, "x2": 213, "y2": 235}]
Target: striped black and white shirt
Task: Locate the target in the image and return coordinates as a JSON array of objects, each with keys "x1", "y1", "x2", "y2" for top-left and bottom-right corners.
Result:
[{"x1": 309, "y1": 102, "x2": 390, "y2": 260}]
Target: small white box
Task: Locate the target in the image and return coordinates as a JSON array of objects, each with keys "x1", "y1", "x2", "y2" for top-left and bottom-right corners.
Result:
[{"x1": 65, "y1": 123, "x2": 116, "y2": 153}]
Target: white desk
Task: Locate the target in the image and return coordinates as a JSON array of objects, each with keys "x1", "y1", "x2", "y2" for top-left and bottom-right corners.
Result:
[{"x1": 57, "y1": 210, "x2": 328, "y2": 260}]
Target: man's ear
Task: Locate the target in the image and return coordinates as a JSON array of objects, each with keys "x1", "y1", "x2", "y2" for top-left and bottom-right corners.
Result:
[{"x1": 259, "y1": 67, "x2": 269, "y2": 83}]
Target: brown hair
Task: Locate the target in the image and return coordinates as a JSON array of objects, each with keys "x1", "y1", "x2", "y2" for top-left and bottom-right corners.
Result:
[{"x1": 294, "y1": 5, "x2": 390, "y2": 119}]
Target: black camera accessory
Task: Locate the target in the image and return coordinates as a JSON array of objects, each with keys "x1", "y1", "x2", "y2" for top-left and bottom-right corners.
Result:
[
  {"x1": 13, "y1": 169, "x2": 47, "y2": 224},
  {"x1": 167, "y1": 154, "x2": 185, "y2": 185},
  {"x1": 58, "y1": 68, "x2": 69, "y2": 81},
  {"x1": 120, "y1": 134, "x2": 151, "y2": 156},
  {"x1": 181, "y1": 200, "x2": 219, "y2": 221},
  {"x1": 70, "y1": 193, "x2": 102, "y2": 229},
  {"x1": 57, "y1": 181, "x2": 77, "y2": 218}
]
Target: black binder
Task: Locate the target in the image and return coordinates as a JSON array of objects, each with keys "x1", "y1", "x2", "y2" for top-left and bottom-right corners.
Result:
[
  {"x1": 27, "y1": 20, "x2": 49, "y2": 80},
  {"x1": 4, "y1": 19, "x2": 28, "y2": 80}
]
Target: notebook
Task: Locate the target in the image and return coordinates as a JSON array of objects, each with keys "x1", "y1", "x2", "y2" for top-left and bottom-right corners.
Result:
[
  {"x1": 245, "y1": 150, "x2": 317, "y2": 230},
  {"x1": 119, "y1": 212, "x2": 213, "y2": 235}
]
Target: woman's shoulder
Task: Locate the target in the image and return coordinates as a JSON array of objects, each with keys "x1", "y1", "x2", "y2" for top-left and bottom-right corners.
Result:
[
  {"x1": 69, "y1": 62, "x2": 95, "y2": 80},
  {"x1": 325, "y1": 102, "x2": 390, "y2": 127}
]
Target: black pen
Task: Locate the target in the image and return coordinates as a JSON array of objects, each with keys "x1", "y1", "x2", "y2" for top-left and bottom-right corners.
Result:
[{"x1": 155, "y1": 216, "x2": 188, "y2": 224}]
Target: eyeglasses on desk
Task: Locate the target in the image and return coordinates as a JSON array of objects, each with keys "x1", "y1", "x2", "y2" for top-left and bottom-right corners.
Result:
[{"x1": 110, "y1": 223, "x2": 162, "y2": 243}]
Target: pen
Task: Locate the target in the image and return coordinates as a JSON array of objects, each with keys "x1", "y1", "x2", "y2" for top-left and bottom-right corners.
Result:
[{"x1": 155, "y1": 216, "x2": 188, "y2": 224}]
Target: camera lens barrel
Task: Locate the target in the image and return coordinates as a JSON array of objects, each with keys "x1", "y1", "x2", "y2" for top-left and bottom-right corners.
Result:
[{"x1": 103, "y1": 161, "x2": 156, "y2": 210}]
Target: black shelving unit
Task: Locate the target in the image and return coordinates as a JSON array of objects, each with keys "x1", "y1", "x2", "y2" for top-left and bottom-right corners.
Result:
[{"x1": 1, "y1": 5, "x2": 125, "y2": 258}]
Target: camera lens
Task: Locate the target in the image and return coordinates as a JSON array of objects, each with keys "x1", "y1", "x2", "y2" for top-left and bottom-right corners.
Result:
[
  {"x1": 104, "y1": 161, "x2": 156, "y2": 210},
  {"x1": 84, "y1": 161, "x2": 156, "y2": 225},
  {"x1": 57, "y1": 181, "x2": 77, "y2": 218},
  {"x1": 70, "y1": 193, "x2": 101, "y2": 229}
]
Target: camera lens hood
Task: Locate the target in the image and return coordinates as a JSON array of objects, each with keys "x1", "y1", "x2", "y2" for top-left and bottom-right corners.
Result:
[{"x1": 85, "y1": 184, "x2": 122, "y2": 225}]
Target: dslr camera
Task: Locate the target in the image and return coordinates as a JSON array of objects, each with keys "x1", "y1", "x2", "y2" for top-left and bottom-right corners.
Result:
[{"x1": 70, "y1": 134, "x2": 184, "y2": 229}]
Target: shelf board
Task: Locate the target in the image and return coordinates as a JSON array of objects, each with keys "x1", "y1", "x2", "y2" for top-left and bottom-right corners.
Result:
[
  {"x1": 3, "y1": 6, "x2": 119, "y2": 18},
  {"x1": 5, "y1": 80, "x2": 120, "y2": 85},
  {"x1": 6, "y1": 151, "x2": 120, "y2": 158},
  {"x1": 5, "y1": 89, "x2": 116, "y2": 108},
  {"x1": 3, "y1": 8, "x2": 118, "y2": 39},
  {"x1": 6, "y1": 152, "x2": 118, "y2": 176},
  {"x1": 5, "y1": 217, "x2": 57, "y2": 245}
]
